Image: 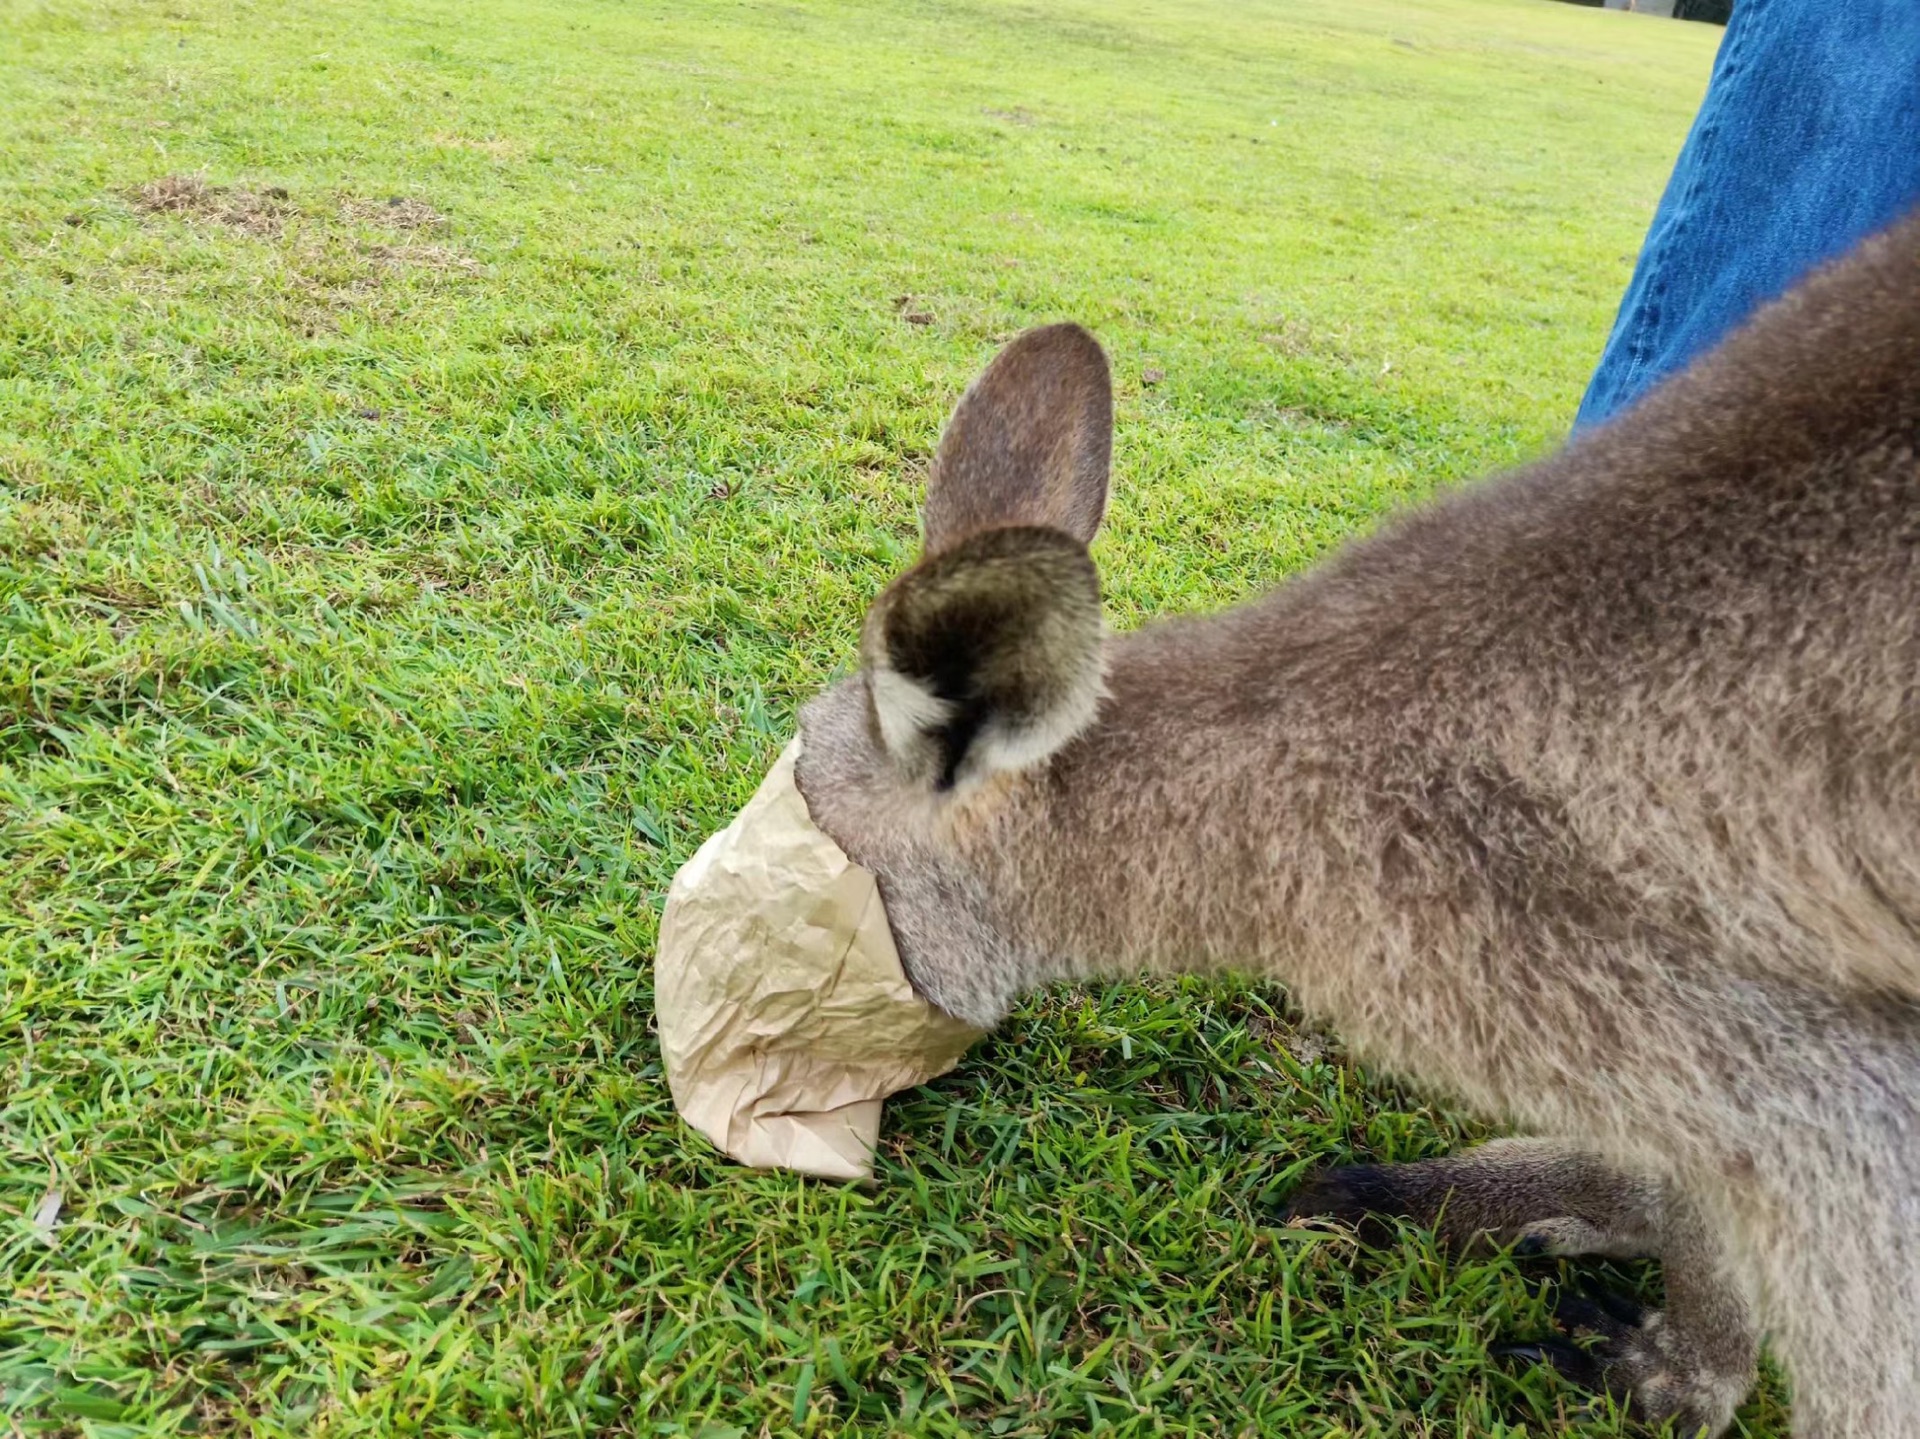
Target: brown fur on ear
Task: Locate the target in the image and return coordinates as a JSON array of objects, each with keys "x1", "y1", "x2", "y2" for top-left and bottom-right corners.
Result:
[
  {"x1": 923, "y1": 323, "x2": 1112, "y2": 551},
  {"x1": 861, "y1": 526, "x2": 1103, "y2": 790}
]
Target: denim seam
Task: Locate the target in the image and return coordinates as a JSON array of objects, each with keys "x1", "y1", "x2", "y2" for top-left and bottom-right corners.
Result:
[{"x1": 1618, "y1": 0, "x2": 1759, "y2": 403}]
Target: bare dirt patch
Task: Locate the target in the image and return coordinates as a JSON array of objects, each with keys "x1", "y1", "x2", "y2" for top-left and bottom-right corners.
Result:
[
  {"x1": 341, "y1": 195, "x2": 447, "y2": 230},
  {"x1": 130, "y1": 174, "x2": 295, "y2": 236},
  {"x1": 126, "y1": 178, "x2": 479, "y2": 289},
  {"x1": 892, "y1": 293, "x2": 934, "y2": 326},
  {"x1": 133, "y1": 177, "x2": 450, "y2": 237}
]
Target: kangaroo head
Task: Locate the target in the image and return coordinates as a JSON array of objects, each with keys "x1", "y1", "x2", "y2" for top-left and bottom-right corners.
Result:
[{"x1": 795, "y1": 324, "x2": 1114, "y2": 1022}]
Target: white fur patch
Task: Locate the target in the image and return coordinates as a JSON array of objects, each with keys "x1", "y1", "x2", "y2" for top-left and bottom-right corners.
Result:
[
  {"x1": 868, "y1": 665, "x2": 952, "y2": 761},
  {"x1": 961, "y1": 666, "x2": 1105, "y2": 785}
]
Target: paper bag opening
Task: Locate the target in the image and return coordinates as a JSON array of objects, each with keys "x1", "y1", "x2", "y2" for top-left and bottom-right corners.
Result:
[{"x1": 654, "y1": 739, "x2": 983, "y2": 1180}]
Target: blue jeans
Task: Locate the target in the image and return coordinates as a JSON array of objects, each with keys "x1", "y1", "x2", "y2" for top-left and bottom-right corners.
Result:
[{"x1": 1575, "y1": 0, "x2": 1920, "y2": 430}]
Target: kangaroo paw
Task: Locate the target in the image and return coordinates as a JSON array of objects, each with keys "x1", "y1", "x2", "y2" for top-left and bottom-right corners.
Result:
[{"x1": 1498, "y1": 1284, "x2": 1744, "y2": 1438}]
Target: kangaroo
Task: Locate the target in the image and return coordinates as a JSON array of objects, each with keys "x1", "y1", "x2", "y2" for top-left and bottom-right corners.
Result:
[{"x1": 792, "y1": 212, "x2": 1920, "y2": 1436}]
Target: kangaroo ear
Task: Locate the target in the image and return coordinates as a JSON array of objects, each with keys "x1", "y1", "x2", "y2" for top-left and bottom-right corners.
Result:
[
  {"x1": 862, "y1": 525, "x2": 1103, "y2": 790},
  {"x1": 923, "y1": 323, "x2": 1112, "y2": 552}
]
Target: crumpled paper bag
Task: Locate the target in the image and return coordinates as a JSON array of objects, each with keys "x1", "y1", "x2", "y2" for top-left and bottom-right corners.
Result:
[{"x1": 655, "y1": 738, "x2": 983, "y2": 1180}]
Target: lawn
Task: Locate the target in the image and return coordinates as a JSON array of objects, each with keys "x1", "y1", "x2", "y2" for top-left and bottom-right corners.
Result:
[{"x1": 0, "y1": 0, "x2": 1780, "y2": 1433}]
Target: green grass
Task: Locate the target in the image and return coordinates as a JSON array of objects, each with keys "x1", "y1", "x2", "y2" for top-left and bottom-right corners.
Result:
[{"x1": 0, "y1": 0, "x2": 1789, "y2": 1432}]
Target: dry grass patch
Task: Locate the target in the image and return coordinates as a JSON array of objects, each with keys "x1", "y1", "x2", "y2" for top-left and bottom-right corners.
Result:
[
  {"x1": 340, "y1": 194, "x2": 448, "y2": 230},
  {"x1": 130, "y1": 173, "x2": 295, "y2": 235}
]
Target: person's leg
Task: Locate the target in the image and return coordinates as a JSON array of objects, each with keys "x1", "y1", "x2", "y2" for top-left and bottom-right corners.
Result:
[{"x1": 1576, "y1": 0, "x2": 1920, "y2": 431}]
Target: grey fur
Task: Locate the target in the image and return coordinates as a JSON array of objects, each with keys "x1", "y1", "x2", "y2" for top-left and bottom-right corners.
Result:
[{"x1": 794, "y1": 220, "x2": 1920, "y2": 1434}]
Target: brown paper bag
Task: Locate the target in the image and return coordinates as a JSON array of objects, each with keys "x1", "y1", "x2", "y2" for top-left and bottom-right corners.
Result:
[{"x1": 654, "y1": 739, "x2": 983, "y2": 1180}]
